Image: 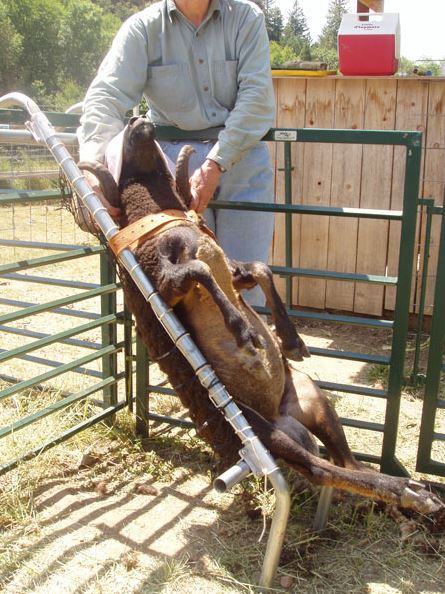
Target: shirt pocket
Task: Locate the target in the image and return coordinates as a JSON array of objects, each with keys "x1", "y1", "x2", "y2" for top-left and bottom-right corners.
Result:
[
  {"x1": 146, "y1": 63, "x2": 195, "y2": 114},
  {"x1": 211, "y1": 60, "x2": 238, "y2": 110}
]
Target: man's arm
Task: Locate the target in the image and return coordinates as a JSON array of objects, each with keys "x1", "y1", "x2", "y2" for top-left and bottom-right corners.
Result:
[
  {"x1": 205, "y1": 6, "x2": 275, "y2": 172},
  {"x1": 189, "y1": 5, "x2": 274, "y2": 211},
  {"x1": 189, "y1": 159, "x2": 222, "y2": 213},
  {"x1": 77, "y1": 15, "x2": 149, "y2": 164}
]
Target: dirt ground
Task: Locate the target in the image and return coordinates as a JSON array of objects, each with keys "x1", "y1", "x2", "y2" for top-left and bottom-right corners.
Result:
[{"x1": 1, "y1": 202, "x2": 445, "y2": 593}]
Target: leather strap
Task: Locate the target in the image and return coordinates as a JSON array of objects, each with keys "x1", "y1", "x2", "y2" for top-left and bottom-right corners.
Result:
[{"x1": 108, "y1": 209, "x2": 215, "y2": 256}]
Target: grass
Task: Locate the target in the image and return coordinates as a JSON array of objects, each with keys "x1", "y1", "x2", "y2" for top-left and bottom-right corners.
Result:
[
  {"x1": 1, "y1": 383, "x2": 444, "y2": 593},
  {"x1": 0, "y1": 144, "x2": 77, "y2": 191}
]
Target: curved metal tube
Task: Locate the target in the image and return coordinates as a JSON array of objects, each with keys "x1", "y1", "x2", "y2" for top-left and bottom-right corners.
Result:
[
  {"x1": 0, "y1": 92, "x2": 290, "y2": 589},
  {"x1": 0, "y1": 128, "x2": 77, "y2": 146},
  {"x1": 65, "y1": 101, "x2": 83, "y2": 114},
  {"x1": 214, "y1": 460, "x2": 251, "y2": 493}
]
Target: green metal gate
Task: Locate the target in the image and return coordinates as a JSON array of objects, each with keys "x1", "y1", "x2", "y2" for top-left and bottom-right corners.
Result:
[
  {"x1": 0, "y1": 108, "x2": 443, "y2": 480},
  {"x1": 417, "y1": 200, "x2": 445, "y2": 477},
  {"x1": 0, "y1": 188, "x2": 128, "y2": 474}
]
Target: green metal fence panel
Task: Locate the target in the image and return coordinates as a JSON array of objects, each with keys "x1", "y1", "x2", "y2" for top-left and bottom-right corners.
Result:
[
  {"x1": 2, "y1": 109, "x2": 443, "y2": 480},
  {"x1": 0, "y1": 179, "x2": 126, "y2": 474},
  {"x1": 150, "y1": 125, "x2": 424, "y2": 475},
  {"x1": 417, "y1": 205, "x2": 445, "y2": 477}
]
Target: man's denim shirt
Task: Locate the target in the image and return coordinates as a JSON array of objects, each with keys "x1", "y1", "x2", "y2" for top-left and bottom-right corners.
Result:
[{"x1": 77, "y1": 0, "x2": 276, "y2": 172}]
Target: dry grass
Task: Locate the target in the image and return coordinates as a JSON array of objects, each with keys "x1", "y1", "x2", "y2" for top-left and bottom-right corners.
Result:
[
  {"x1": 1, "y1": 402, "x2": 444, "y2": 594},
  {"x1": 1, "y1": 201, "x2": 445, "y2": 593}
]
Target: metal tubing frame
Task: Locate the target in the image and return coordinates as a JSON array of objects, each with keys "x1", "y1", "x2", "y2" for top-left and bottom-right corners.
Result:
[
  {"x1": 0, "y1": 117, "x2": 425, "y2": 458},
  {"x1": 0, "y1": 93, "x2": 290, "y2": 590}
]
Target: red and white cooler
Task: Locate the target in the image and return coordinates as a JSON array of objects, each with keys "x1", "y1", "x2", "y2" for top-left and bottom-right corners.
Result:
[{"x1": 338, "y1": 13, "x2": 400, "y2": 76}]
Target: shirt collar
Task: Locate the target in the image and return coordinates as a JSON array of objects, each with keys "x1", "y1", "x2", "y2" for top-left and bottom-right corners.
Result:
[{"x1": 166, "y1": 0, "x2": 222, "y2": 24}]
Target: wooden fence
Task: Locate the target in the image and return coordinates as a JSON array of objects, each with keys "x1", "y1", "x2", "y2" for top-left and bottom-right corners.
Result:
[{"x1": 271, "y1": 75, "x2": 445, "y2": 317}]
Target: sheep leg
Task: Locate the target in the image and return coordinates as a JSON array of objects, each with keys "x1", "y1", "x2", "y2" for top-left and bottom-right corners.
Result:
[
  {"x1": 156, "y1": 259, "x2": 263, "y2": 352},
  {"x1": 281, "y1": 363, "x2": 362, "y2": 470},
  {"x1": 237, "y1": 402, "x2": 445, "y2": 519},
  {"x1": 229, "y1": 260, "x2": 309, "y2": 361}
]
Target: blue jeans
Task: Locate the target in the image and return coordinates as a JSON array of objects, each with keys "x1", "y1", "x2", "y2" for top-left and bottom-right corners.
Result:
[{"x1": 159, "y1": 140, "x2": 275, "y2": 306}]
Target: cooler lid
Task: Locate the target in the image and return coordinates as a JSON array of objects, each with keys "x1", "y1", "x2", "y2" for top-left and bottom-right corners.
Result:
[{"x1": 339, "y1": 12, "x2": 400, "y2": 36}]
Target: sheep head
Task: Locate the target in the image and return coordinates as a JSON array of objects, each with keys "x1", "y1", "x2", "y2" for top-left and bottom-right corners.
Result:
[{"x1": 122, "y1": 116, "x2": 171, "y2": 181}]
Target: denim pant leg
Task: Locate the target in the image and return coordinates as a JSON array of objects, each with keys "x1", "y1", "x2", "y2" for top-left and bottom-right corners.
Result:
[
  {"x1": 210, "y1": 143, "x2": 274, "y2": 306},
  {"x1": 159, "y1": 141, "x2": 275, "y2": 307}
]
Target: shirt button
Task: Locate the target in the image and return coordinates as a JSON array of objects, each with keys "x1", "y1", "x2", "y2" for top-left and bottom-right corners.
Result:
[
  {"x1": 198, "y1": 58, "x2": 204, "y2": 64},
  {"x1": 203, "y1": 85, "x2": 209, "y2": 92},
  {"x1": 211, "y1": 112, "x2": 216, "y2": 117}
]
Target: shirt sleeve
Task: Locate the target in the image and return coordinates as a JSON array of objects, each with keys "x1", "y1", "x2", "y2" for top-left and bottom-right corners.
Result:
[
  {"x1": 77, "y1": 16, "x2": 149, "y2": 163},
  {"x1": 206, "y1": 7, "x2": 275, "y2": 171}
]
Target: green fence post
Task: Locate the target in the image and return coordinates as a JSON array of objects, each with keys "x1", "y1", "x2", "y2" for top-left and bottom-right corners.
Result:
[
  {"x1": 123, "y1": 301, "x2": 134, "y2": 411},
  {"x1": 284, "y1": 142, "x2": 293, "y2": 308},
  {"x1": 410, "y1": 199, "x2": 434, "y2": 384},
  {"x1": 135, "y1": 335, "x2": 149, "y2": 437},
  {"x1": 100, "y1": 251, "x2": 118, "y2": 422},
  {"x1": 416, "y1": 204, "x2": 445, "y2": 476},
  {"x1": 381, "y1": 141, "x2": 422, "y2": 475}
]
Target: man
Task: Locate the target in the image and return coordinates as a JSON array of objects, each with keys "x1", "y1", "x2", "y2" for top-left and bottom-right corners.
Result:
[{"x1": 77, "y1": 0, "x2": 276, "y2": 304}]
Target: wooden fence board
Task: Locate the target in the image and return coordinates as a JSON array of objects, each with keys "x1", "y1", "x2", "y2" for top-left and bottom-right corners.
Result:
[
  {"x1": 270, "y1": 76, "x2": 445, "y2": 317},
  {"x1": 268, "y1": 77, "x2": 279, "y2": 265},
  {"x1": 353, "y1": 78, "x2": 397, "y2": 315},
  {"x1": 298, "y1": 78, "x2": 336, "y2": 310},
  {"x1": 325, "y1": 79, "x2": 366, "y2": 312},
  {"x1": 273, "y1": 77, "x2": 307, "y2": 300},
  {"x1": 385, "y1": 79, "x2": 429, "y2": 312},
  {"x1": 418, "y1": 80, "x2": 445, "y2": 315}
]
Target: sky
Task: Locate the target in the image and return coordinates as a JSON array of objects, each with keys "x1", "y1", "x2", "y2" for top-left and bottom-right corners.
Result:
[{"x1": 278, "y1": 0, "x2": 445, "y2": 61}]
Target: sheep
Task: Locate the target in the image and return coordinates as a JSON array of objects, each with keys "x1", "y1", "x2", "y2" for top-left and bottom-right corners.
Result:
[{"x1": 77, "y1": 115, "x2": 445, "y2": 521}]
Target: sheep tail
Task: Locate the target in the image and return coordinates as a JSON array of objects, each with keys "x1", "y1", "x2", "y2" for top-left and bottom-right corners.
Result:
[
  {"x1": 175, "y1": 145, "x2": 195, "y2": 208},
  {"x1": 77, "y1": 161, "x2": 121, "y2": 208}
]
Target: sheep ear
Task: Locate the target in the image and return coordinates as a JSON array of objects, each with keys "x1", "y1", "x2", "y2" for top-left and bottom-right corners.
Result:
[
  {"x1": 175, "y1": 145, "x2": 195, "y2": 208},
  {"x1": 77, "y1": 161, "x2": 120, "y2": 208}
]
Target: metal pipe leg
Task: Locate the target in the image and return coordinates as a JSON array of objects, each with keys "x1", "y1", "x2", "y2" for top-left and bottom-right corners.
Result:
[
  {"x1": 259, "y1": 467, "x2": 291, "y2": 590},
  {"x1": 312, "y1": 485, "x2": 334, "y2": 532}
]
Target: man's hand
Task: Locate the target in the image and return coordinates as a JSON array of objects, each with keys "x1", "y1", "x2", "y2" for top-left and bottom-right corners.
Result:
[
  {"x1": 189, "y1": 159, "x2": 223, "y2": 213},
  {"x1": 82, "y1": 169, "x2": 121, "y2": 222}
]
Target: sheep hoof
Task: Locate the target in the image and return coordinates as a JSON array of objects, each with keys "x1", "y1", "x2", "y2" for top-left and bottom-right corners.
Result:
[
  {"x1": 283, "y1": 341, "x2": 310, "y2": 362},
  {"x1": 283, "y1": 348, "x2": 304, "y2": 362}
]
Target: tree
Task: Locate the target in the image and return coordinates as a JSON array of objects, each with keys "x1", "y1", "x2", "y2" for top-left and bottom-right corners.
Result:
[
  {"x1": 92, "y1": 0, "x2": 156, "y2": 21},
  {"x1": 58, "y1": 0, "x2": 120, "y2": 90},
  {"x1": 265, "y1": 6, "x2": 284, "y2": 42},
  {"x1": 0, "y1": 1, "x2": 23, "y2": 92},
  {"x1": 282, "y1": 1, "x2": 311, "y2": 60},
  {"x1": 318, "y1": 0, "x2": 348, "y2": 50},
  {"x1": 3, "y1": 0, "x2": 64, "y2": 95},
  {"x1": 0, "y1": 0, "x2": 129, "y2": 108},
  {"x1": 250, "y1": 0, "x2": 283, "y2": 42},
  {"x1": 398, "y1": 57, "x2": 441, "y2": 76},
  {"x1": 284, "y1": 1, "x2": 311, "y2": 43},
  {"x1": 269, "y1": 41, "x2": 299, "y2": 68},
  {"x1": 311, "y1": 45, "x2": 339, "y2": 70}
]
